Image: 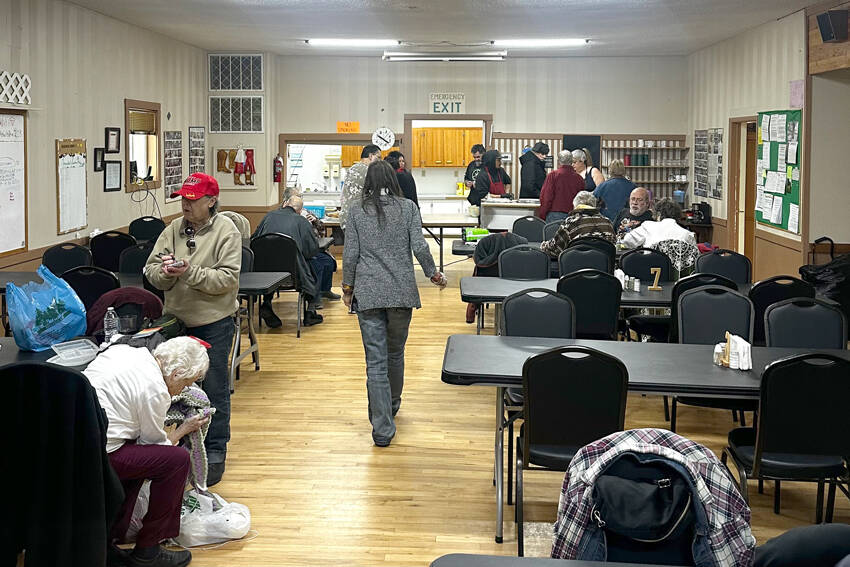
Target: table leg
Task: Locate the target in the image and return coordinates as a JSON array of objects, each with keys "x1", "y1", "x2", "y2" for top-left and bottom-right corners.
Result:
[
  {"x1": 476, "y1": 304, "x2": 483, "y2": 335},
  {"x1": 439, "y1": 227, "x2": 444, "y2": 272},
  {"x1": 495, "y1": 386, "x2": 505, "y2": 543},
  {"x1": 247, "y1": 296, "x2": 259, "y2": 369}
]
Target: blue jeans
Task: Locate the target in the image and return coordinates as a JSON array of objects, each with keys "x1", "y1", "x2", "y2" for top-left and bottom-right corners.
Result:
[
  {"x1": 356, "y1": 308, "x2": 413, "y2": 443},
  {"x1": 309, "y1": 251, "x2": 337, "y2": 293},
  {"x1": 188, "y1": 316, "x2": 235, "y2": 464},
  {"x1": 546, "y1": 211, "x2": 569, "y2": 223}
]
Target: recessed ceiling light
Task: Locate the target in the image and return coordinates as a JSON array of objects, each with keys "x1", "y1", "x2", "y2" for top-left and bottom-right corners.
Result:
[
  {"x1": 492, "y1": 39, "x2": 589, "y2": 48},
  {"x1": 306, "y1": 39, "x2": 399, "y2": 48}
]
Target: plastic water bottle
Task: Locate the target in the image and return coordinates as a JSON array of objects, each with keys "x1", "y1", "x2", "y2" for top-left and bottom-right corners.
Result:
[{"x1": 103, "y1": 307, "x2": 119, "y2": 343}]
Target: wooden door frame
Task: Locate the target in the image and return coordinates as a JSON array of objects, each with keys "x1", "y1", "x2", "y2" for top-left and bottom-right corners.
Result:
[{"x1": 726, "y1": 115, "x2": 757, "y2": 251}]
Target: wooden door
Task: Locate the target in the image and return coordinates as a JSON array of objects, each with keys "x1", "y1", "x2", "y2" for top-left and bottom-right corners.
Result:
[
  {"x1": 443, "y1": 128, "x2": 463, "y2": 168},
  {"x1": 744, "y1": 122, "x2": 757, "y2": 262},
  {"x1": 462, "y1": 128, "x2": 484, "y2": 166},
  {"x1": 426, "y1": 128, "x2": 444, "y2": 167}
]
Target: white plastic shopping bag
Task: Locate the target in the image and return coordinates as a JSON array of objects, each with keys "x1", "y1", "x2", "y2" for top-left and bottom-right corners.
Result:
[{"x1": 174, "y1": 489, "x2": 251, "y2": 547}]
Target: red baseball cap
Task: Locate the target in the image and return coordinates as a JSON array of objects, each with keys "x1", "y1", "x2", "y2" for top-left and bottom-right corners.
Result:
[{"x1": 170, "y1": 172, "x2": 219, "y2": 200}]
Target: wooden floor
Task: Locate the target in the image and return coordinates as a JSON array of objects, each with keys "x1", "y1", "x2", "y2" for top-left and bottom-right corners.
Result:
[{"x1": 195, "y1": 240, "x2": 848, "y2": 566}]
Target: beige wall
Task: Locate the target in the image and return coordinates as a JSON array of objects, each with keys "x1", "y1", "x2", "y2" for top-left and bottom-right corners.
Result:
[
  {"x1": 274, "y1": 55, "x2": 689, "y2": 136},
  {"x1": 809, "y1": 69, "x2": 850, "y2": 242},
  {"x1": 687, "y1": 10, "x2": 806, "y2": 232},
  {"x1": 0, "y1": 0, "x2": 208, "y2": 250}
]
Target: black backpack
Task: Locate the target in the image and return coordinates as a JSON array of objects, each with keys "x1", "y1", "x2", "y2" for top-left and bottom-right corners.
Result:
[{"x1": 800, "y1": 237, "x2": 850, "y2": 320}]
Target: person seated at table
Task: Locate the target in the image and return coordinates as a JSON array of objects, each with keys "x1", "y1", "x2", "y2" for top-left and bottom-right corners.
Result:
[
  {"x1": 613, "y1": 186, "x2": 653, "y2": 238},
  {"x1": 538, "y1": 149, "x2": 585, "y2": 223},
  {"x1": 593, "y1": 159, "x2": 636, "y2": 222},
  {"x1": 620, "y1": 197, "x2": 696, "y2": 250},
  {"x1": 540, "y1": 191, "x2": 615, "y2": 259},
  {"x1": 253, "y1": 194, "x2": 338, "y2": 328},
  {"x1": 468, "y1": 149, "x2": 512, "y2": 206},
  {"x1": 85, "y1": 336, "x2": 211, "y2": 567}
]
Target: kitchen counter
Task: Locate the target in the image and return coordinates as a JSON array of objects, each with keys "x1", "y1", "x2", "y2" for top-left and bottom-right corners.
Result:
[{"x1": 479, "y1": 199, "x2": 540, "y2": 230}]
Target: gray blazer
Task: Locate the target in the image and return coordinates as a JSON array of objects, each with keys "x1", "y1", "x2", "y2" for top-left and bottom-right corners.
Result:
[{"x1": 342, "y1": 195, "x2": 437, "y2": 311}]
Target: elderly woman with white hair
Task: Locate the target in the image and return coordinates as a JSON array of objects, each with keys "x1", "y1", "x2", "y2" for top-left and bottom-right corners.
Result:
[
  {"x1": 85, "y1": 336, "x2": 211, "y2": 567},
  {"x1": 540, "y1": 191, "x2": 615, "y2": 258}
]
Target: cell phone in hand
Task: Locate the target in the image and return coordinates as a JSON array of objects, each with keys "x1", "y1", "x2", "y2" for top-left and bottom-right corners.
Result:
[{"x1": 170, "y1": 260, "x2": 185, "y2": 268}]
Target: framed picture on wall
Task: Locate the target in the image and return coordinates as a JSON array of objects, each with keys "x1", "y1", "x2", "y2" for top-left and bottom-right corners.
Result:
[
  {"x1": 93, "y1": 147, "x2": 105, "y2": 171},
  {"x1": 105, "y1": 127, "x2": 121, "y2": 153},
  {"x1": 104, "y1": 160, "x2": 122, "y2": 192}
]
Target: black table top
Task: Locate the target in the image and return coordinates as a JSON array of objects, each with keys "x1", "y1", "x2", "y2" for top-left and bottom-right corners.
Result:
[
  {"x1": 441, "y1": 334, "x2": 850, "y2": 396},
  {"x1": 460, "y1": 276, "x2": 685, "y2": 308},
  {"x1": 432, "y1": 554, "x2": 671, "y2": 567},
  {"x1": 0, "y1": 337, "x2": 54, "y2": 366}
]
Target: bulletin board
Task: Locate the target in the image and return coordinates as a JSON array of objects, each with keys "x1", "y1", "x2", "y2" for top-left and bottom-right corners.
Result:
[
  {"x1": 755, "y1": 110, "x2": 801, "y2": 234},
  {"x1": 56, "y1": 138, "x2": 88, "y2": 235},
  {"x1": 0, "y1": 111, "x2": 27, "y2": 256}
]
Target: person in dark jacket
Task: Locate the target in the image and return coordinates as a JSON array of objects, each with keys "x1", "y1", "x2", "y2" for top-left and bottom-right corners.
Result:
[
  {"x1": 519, "y1": 142, "x2": 549, "y2": 199},
  {"x1": 253, "y1": 195, "x2": 336, "y2": 327},
  {"x1": 465, "y1": 232, "x2": 529, "y2": 323},
  {"x1": 385, "y1": 151, "x2": 418, "y2": 206},
  {"x1": 468, "y1": 149, "x2": 512, "y2": 206},
  {"x1": 464, "y1": 144, "x2": 486, "y2": 189}
]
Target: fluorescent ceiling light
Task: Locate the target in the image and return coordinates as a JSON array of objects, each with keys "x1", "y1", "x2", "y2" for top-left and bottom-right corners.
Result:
[
  {"x1": 307, "y1": 39, "x2": 399, "y2": 47},
  {"x1": 492, "y1": 39, "x2": 589, "y2": 48},
  {"x1": 383, "y1": 51, "x2": 507, "y2": 62}
]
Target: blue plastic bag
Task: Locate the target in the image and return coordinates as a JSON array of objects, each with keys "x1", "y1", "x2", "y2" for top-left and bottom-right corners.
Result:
[{"x1": 6, "y1": 265, "x2": 87, "y2": 351}]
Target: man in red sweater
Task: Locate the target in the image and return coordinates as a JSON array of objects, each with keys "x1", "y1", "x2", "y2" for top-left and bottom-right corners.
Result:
[{"x1": 538, "y1": 150, "x2": 585, "y2": 223}]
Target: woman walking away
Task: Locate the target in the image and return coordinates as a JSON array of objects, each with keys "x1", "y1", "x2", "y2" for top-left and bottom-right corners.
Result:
[{"x1": 342, "y1": 160, "x2": 447, "y2": 447}]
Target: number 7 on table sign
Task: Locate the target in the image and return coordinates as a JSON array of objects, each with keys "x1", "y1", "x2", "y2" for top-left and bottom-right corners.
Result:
[{"x1": 649, "y1": 267, "x2": 663, "y2": 291}]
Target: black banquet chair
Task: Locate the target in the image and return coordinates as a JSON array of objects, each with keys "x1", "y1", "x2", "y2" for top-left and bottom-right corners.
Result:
[
  {"x1": 90, "y1": 231, "x2": 137, "y2": 272},
  {"x1": 749, "y1": 275, "x2": 815, "y2": 346},
  {"x1": 568, "y1": 236, "x2": 616, "y2": 259},
  {"x1": 722, "y1": 353, "x2": 850, "y2": 523},
  {"x1": 620, "y1": 247, "x2": 672, "y2": 282},
  {"x1": 542, "y1": 221, "x2": 561, "y2": 242},
  {"x1": 60, "y1": 266, "x2": 121, "y2": 310},
  {"x1": 558, "y1": 244, "x2": 613, "y2": 276},
  {"x1": 695, "y1": 248, "x2": 752, "y2": 284},
  {"x1": 765, "y1": 297, "x2": 847, "y2": 349},
  {"x1": 515, "y1": 345, "x2": 628, "y2": 556},
  {"x1": 128, "y1": 216, "x2": 166, "y2": 244},
  {"x1": 556, "y1": 269, "x2": 622, "y2": 340},
  {"x1": 42, "y1": 243, "x2": 92, "y2": 276},
  {"x1": 511, "y1": 216, "x2": 546, "y2": 242},
  {"x1": 250, "y1": 232, "x2": 304, "y2": 337},
  {"x1": 118, "y1": 242, "x2": 154, "y2": 275},
  {"x1": 498, "y1": 245, "x2": 550, "y2": 280}
]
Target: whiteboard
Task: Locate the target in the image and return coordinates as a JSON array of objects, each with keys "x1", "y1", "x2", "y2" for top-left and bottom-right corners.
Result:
[
  {"x1": 56, "y1": 138, "x2": 87, "y2": 234},
  {"x1": 0, "y1": 113, "x2": 26, "y2": 254}
]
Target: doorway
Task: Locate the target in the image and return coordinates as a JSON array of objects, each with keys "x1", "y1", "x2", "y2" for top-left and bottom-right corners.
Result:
[{"x1": 727, "y1": 116, "x2": 757, "y2": 267}]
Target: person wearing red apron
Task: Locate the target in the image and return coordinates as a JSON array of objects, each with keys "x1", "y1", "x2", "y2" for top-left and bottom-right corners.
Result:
[{"x1": 468, "y1": 149, "x2": 512, "y2": 206}]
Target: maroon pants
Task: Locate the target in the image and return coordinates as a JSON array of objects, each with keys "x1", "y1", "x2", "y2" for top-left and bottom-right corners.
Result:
[{"x1": 109, "y1": 442, "x2": 190, "y2": 547}]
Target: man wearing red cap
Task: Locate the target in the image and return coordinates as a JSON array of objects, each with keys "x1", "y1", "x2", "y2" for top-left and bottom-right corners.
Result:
[{"x1": 144, "y1": 172, "x2": 241, "y2": 487}]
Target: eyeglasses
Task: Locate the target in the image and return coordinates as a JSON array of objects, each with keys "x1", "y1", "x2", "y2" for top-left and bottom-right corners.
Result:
[{"x1": 184, "y1": 225, "x2": 196, "y2": 251}]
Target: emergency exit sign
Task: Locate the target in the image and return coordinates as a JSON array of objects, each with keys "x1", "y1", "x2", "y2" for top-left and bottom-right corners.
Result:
[{"x1": 429, "y1": 92, "x2": 465, "y2": 114}]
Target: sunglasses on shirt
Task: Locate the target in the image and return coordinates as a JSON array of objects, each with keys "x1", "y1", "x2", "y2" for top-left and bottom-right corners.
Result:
[{"x1": 185, "y1": 226, "x2": 196, "y2": 251}]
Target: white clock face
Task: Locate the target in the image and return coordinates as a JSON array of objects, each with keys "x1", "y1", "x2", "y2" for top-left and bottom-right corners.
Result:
[{"x1": 372, "y1": 127, "x2": 395, "y2": 151}]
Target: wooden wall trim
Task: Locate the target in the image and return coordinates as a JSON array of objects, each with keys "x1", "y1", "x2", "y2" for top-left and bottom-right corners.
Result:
[
  {"x1": 711, "y1": 216, "x2": 728, "y2": 227},
  {"x1": 492, "y1": 132, "x2": 566, "y2": 140},
  {"x1": 755, "y1": 228, "x2": 803, "y2": 251},
  {"x1": 808, "y1": 2, "x2": 850, "y2": 75}
]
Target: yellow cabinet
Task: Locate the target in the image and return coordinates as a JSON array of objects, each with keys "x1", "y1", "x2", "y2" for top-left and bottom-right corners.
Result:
[{"x1": 410, "y1": 127, "x2": 483, "y2": 168}]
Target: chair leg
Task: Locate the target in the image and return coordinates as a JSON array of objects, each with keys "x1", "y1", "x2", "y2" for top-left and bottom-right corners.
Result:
[
  {"x1": 826, "y1": 481, "x2": 837, "y2": 523},
  {"x1": 758, "y1": 479, "x2": 764, "y2": 494},
  {"x1": 516, "y1": 451, "x2": 524, "y2": 557},
  {"x1": 816, "y1": 480, "x2": 825, "y2": 523},
  {"x1": 670, "y1": 397, "x2": 678, "y2": 433},
  {"x1": 663, "y1": 396, "x2": 670, "y2": 421},
  {"x1": 731, "y1": 410, "x2": 739, "y2": 424},
  {"x1": 296, "y1": 292, "x2": 302, "y2": 338},
  {"x1": 507, "y1": 419, "x2": 514, "y2": 506},
  {"x1": 739, "y1": 410, "x2": 747, "y2": 427},
  {"x1": 732, "y1": 460, "x2": 749, "y2": 503},
  {"x1": 774, "y1": 480, "x2": 781, "y2": 514}
]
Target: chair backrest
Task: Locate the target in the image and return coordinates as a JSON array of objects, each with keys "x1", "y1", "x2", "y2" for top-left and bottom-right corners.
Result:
[
  {"x1": 678, "y1": 285, "x2": 754, "y2": 344},
  {"x1": 90, "y1": 231, "x2": 137, "y2": 272},
  {"x1": 220, "y1": 210, "x2": 252, "y2": 240},
  {"x1": 85, "y1": 287, "x2": 163, "y2": 335},
  {"x1": 512, "y1": 216, "x2": 546, "y2": 242},
  {"x1": 250, "y1": 232, "x2": 299, "y2": 288},
  {"x1": 765, "y1": 297, "x2": 847, "y2": 349},
  {"x1": 498, "y1": 245, "x2": 550, "y2": 280},
  {"x1": 654, "y1": 239, "x2": 699, "y2": 279},
  {"x1": 118, "y1": 242, "x2": 154, "y2": 275},
  {"x1": 42, "y1": 243, "x2": 92, "y2": 276},
  {"x1": 502, "y1": 288, "x2": 575, "y2": 339},
  {"x1": 543, "y1": 221, "x2": 561, "y2": 241},
  {"x1": 556, "y1": 269, "x2": 622, "y2": 340},
  {"x1": 522, "y1": 346, "x2": 628, "y2": 458},
  {"x1": 754, "y1": 354, "x2": 850, "y2": 476},
  {"x1": 568, "y1": 236, "x2": 616, "y2": 259},
  {"x1": 668, "y1": 273, "x2": 737, "y2": 342},
  {"x1": 128, "y1": 216, "x2": 166, "y2": 243},
  {"x1": 558, "y1": 245, "x2": 613, "y2": 276},
  {"x1": 749, "y1": 275, "x2": 816, "y2": 344},
  {"x1": 620, "y1": 247, "x2": 672, "y2": 282},
  {"x1": 695, "y1": 248, "x2": 752, "y2": 284},
  {"x1": 241, "y1": 245, "x2": 254, "y2": 272},
  {"x1": 60, "y1": 266, "x2": 121, "y2": 310}
]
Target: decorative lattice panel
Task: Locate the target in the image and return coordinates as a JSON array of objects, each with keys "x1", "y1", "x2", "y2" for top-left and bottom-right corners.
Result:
[
  {"x1": 209, "y1": 96, "x2": 263, "y2": 133},
  {"x1": 209, "y1": 54, "x2": 263, "y2": 91},
  {"x1": 0, "y1": 72, "x2": 32, "y2": 105}
]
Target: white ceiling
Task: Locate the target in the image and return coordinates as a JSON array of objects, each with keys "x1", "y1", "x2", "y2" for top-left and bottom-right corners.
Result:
[{"x1": 69, "y1": 0, "x2": 814, "y2": 57}]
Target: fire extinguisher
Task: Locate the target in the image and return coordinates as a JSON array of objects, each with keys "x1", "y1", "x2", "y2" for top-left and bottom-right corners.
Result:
[{"x1": 273, "y1": 153, "x2": 284, "y2": 183}]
